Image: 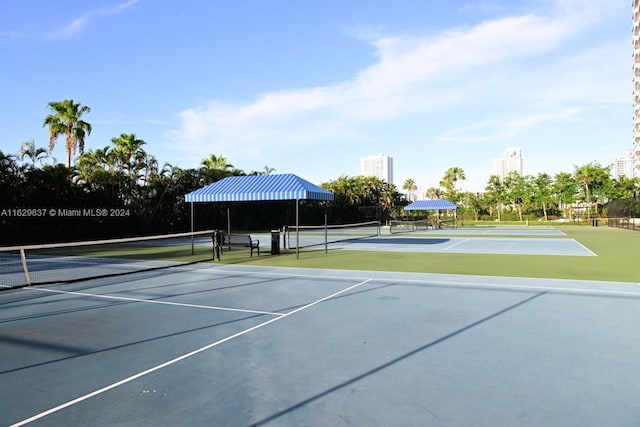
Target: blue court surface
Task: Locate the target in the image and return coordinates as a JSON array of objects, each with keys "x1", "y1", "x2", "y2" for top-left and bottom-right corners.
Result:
[
  {"x1": 278, "y1": 225, "x2": 591, "y2": 256},
  {"x1": 332, "y1": 236, "x2": 594, "y2": 256},
  {"x1": 417, "y1": 226, "x2": 566, "y2": 236},
  {"x1": 1, "y1": 264, "x2": 639, "y2": 426}
]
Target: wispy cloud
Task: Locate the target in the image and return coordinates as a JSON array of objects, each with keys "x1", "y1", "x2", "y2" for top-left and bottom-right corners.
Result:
[
  {"x1": 435, "y1": 109, "x2": 582, "y2": 144},
  {"x1": 1, "y1": 0, "x2": 139, "y2": 40},
  {"x1": 166, "y1": 0, "x2": 626, "y2": 171}
]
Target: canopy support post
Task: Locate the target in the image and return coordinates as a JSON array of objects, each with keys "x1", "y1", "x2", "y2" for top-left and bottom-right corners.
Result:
[
  {"x1": 296, "y1": 198, "x2": 300, "y2": 259},
  {"x1": 190, "y1": 202, "x2": 194, "y2": 255},
  {"x1": 324, "y1": 207, "x2": 328, "y2": 254}
]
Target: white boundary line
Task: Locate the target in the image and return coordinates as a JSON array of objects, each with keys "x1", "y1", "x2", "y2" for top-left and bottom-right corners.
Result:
[
  {"x1": 572, "y1": 239, "x2": 598, "y2": 257},
  {"x1": 196, "y1": 266, "x2": 640, "y2": 297},
  {"x1": 442, "y1": 238, "x2": 469, "y2": 251},
  {"x1": 27, "y1": 287, "x2": 284, "y2": 316},
  {"x1": 10, "y1": 278, "x2": 372, "y2": 427}
]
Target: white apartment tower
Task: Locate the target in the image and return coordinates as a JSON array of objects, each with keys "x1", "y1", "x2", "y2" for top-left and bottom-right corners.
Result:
[
  {"x1": 612, "y1": 150, "x2": 635, "y2": 179},
  {"x1": 492, "y1": 147, "x2": 523, "y2": 180},
  {"x1": 634, "y1": 0, "x2": 640, "y2": 176},
  {"x1": 360, "y1": 154, "x2": 394, "y2": 184}
]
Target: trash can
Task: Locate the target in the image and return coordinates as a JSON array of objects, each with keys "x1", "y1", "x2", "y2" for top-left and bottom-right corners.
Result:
[{"x1": 270, "y1": 229, "x2": 280, "y2": 255}]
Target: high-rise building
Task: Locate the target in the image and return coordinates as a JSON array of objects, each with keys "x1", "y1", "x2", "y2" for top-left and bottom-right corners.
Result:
[
  {"x1": 491, "y1": 147, "x2": 523, "y2": 180},
  {"x1": 360, "y1": 154, "x2": 393, "y2": 184},
  {"x1": 633, "y1": 0, "x2": 640, "y2": 176},
  {"x1": 612, "y1": 150, "x2": 635, "y2": 179}
]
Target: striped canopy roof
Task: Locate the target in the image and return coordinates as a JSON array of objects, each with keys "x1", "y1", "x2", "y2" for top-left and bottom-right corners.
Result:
[
  {"x1": 185, "y1": 173, "x2": 334, "y2": 202},
  {"x1": 405, "y1": 200, "x2": 458, "y2": 210}
]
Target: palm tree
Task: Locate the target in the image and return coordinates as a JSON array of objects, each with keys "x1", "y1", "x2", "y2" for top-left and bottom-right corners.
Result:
[
  {"x1": 74, "y1": 147, "x2": 111, "y2": 186},
  {"x1": 402, "y1": 178, "x2": 418, "y2": 201},
  {"x1": 440, "y1": 167, "x2": 466, "y2": 193},
  {"x1": 0, "y1": 150, "x2": 20, "y2": 179},
  {"x1": 200, "y1": 154, "x2": 237, "y2": 184},
  {"x1": 43, "y1": 99, "x2": 92, "y2": 167},
  {"x1": 201, "y1": 154, "x2": 234, "y2": 171},
  {"x1": 110, "y1": 133, "x2": 147, "y2": 177},
  {"x1": 17, "y1": 140, "x2": 53, "y2": 168},
  {"x1": 425, "y1": 187, "x2": 443, "y2": 200},
  {"x1": 249, "y1": 166, "x2": 277, "y2": 176},
  {"x1": 610, "y1": 175, "x2": 640, "y2": 200}
]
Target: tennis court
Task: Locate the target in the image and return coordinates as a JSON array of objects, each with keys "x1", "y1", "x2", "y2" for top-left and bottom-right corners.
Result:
[
  {"x1": 285, "y1": 225, "x2": 589, "y2": 257},
  {"x1": 338, "y1": 236, "x2": 594, "y2": 256},
  {"x1": 2, "y1": 264, "x2": 639, "y2": 426},
  {"x1": 260, "y1": 224, "x2": 589, "y2": 258},
  {"x1": 420, "y1": 226, "x2": 566, "y2": 236}
]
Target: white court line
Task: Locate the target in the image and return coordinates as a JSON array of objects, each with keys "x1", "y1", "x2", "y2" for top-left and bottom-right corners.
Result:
[
  {"x1": 196, "y1": 266, "x2": 640, "y2": 298},
  {"x1": 385, "y1": 278, "x2": 640, "y2": 298},
  {"x1": 27, "y1": 287, "x2": 285, "y2": 317},
  {"x1": 442, "y1": 238, "x2": 469, "y2": 251},
  {"x1": 10, "y1": 278, "x2": 372, "y2": 427},
  {"x1": 572, "y1": 239, "x2": 598, "y2": 256}
]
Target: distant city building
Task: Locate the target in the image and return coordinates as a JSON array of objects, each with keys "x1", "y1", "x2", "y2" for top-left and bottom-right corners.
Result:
[
  {"x1": 360, "y1": 154, "x2": 394, "y2": 184},
  {"x1": 612, "y1": 150, "x2": 635, "y2": 179},
  {"x1": 491, "y1": 147, "x2": 523, "y2": 180},
  {"x1": 633, "y1": 0, "x2": 640, "y2": 176}
]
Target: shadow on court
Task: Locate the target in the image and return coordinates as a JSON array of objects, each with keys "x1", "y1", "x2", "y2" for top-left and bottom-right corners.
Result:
[
  {"x1": 249, "y1": 292, "x2": 545, "y2": 426},
  {"x1": 2, "y1": 265, "x2": 639, "y2": 426},
  {"x1": 0, "y1": 312, "x2": 264, "y2": 376}
]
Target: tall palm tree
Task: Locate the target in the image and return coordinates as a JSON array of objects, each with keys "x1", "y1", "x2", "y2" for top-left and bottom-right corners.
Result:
[
  {"x1": 43, "y1": 99, "x2": 92, "y2": 167},
  {"x1": 440, "y1": 167, "x2": 466, "y2": 193},
  {"x1": 110, "y1": 133, "x2": 147, "y2": 177},
  {"x1": 402, "y1": 178, "x2": 417, "y2": 201}
]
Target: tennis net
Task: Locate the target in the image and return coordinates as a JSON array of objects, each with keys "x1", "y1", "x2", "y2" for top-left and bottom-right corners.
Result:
[
  {"x1": 284, "y1": 221, "x2": 380, "y2": 249},
  {"x1": 0, "y1": 231, "x2": 214, "y2": 290},
  {"x1": 389, "y1": 219, "x2": 429, "y2": 234}
]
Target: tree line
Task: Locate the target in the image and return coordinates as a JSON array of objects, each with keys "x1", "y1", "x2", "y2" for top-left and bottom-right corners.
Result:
[
  {"x1": 2, "y1": 99, "x2": 638, "y2": 244},
  {"x1": 404, "y1": 165, "x2": 640, "y2": 222},
  {"x1": 1, "y1": 100, "x2": 405, "y2": 244}
]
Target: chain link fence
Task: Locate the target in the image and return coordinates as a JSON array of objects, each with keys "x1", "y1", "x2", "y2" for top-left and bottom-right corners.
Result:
[{"x1": 607, "y1": 197, "x2": 640, "y2": 231}]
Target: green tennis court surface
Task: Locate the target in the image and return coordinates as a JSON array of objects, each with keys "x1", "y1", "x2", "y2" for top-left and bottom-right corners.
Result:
[{"x1": 2, "y1": 265, "x2": 639, "y2": 426}]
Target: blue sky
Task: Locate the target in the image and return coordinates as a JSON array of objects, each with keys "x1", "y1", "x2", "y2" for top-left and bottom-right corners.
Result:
[{"x1": 0, "y1": 0, "x2": 631, "y2": 193}]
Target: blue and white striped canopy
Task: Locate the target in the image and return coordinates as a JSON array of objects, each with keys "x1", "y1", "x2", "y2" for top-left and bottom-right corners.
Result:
[
  {"x1": 405, "y1": 200, "x2": 458, "y2": 210},
  {"x1": 185, "y1": 174, "x2": 334, "y2": 202}
]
